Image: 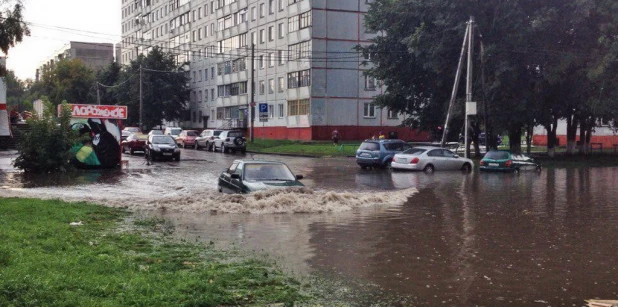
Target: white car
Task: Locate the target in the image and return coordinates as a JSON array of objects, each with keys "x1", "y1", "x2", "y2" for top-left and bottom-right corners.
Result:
[{"x1": 391, "y1": 146, "x2": 473, "y2": 173}]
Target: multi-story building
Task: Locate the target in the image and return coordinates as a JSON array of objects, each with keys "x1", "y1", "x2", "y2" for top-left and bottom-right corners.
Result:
[
  {"x1": 36, "y1": 41, "x2": 115, "y2": 82},
  {"x1": 120, "y1": 0, "x2": 429, "y2": 141}
]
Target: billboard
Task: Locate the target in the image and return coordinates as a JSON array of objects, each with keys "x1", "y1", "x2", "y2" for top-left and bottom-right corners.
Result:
[{"x1": 61, "y1": 104, "x2": 125, "y2": 169}]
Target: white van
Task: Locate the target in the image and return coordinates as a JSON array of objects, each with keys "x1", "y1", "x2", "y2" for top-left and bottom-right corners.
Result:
[{"x1": 164, "y1": 127, "x2": 182, "y2": 138}]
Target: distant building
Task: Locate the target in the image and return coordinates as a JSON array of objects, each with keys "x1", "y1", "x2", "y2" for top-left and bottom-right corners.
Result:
[
  {"x1": 36, "y1": 41, "x2": 115, "y2": 82},
  {"x1": 119, "y1": 0, "x2": 430, "y2": 141}
]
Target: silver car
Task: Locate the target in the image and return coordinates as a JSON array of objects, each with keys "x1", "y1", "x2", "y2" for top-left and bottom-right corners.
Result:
[{"x1": 391, "y1": 146, "x2": 474, "y2": 173}]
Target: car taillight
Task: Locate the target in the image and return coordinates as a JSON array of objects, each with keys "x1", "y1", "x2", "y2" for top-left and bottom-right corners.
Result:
[
  {"x1": 410, "y1": 157, "x2": 419, "y2": 164},
  {"x1": 505, "y1": 160, "x2": 512, "y2": 167},
  {"x1": 480, "y1": 160, "x2": 485, "y2": 166},
  {"x1": 210, "y1": 136, "x2": 214, "y2": 140}
]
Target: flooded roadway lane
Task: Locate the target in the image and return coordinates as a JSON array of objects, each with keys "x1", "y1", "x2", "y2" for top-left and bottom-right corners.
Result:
[{"x1": 2, "y1": 148, "x2": 618, "y2": 305}]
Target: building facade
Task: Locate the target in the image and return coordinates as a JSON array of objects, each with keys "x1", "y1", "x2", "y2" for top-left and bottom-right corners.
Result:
[
  {"x1": 120, "y1": 0, "x2": 429, "y2": 141},
  {"x1": 36, "y1": 42, "x2": 115, "y2": 82}
]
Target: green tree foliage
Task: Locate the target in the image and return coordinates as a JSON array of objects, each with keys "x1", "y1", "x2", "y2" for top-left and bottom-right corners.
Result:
[
  {"x1": 13, "y1": 99, "x2": 83, "y2": 172},
  {"x1": 115, "y1": 47, "x2": 190, "y2": 129},
  {"x1": 95, "y1": 61, "x2": 121, "y2": 105},
  {"x1": 4, "y1": 70, "x2": 26, "y2": 110},
  {"x1": 362, "y1": 0, "x2": 618, "y2": 154},
  {"x1": 40, "y1": 59, "x2": 96, "y2": 106},
  {"x1": 0, "y1": 1, "x2": 29, "y2": 75}
]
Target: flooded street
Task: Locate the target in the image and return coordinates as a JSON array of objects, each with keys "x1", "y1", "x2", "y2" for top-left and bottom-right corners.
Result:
[{"x1": 2, "y1": 149, "x2": 618, "y2": 305}]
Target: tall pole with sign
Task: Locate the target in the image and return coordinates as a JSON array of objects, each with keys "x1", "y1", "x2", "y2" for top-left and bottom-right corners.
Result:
[
  {"x1": 464, "y1": 16, "x2": 476, "y2": 158},
  {"x1": 250, "y1": 44, "x2": 255, "y2": 142},
  {"x1": 139, "y1": 64, "x2": 143, "y2": 131}
]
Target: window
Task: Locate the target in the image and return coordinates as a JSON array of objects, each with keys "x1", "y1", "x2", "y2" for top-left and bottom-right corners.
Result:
[
  {"x1": 365, "y1": 75, "x2": 376, "y2": 90},
  {"x1": 211, "y1": 89, "x2": 215, "y2": 100},
  {"x1": 278, "y1": 77, "x2": 285, "y2": 92},
  {"x1": 289, "y1": 11, "x2": 311, "y2": 32},
  {"x1": 251, "y1": 6, "x2": 256, "y2": 20},
  {"x1": 387, "y1": 109, "x2": 398, "y2": 119},
  {"x1": 269, "y1": 0, "x2": 274, "y2": 14},
  {"x1": 268, "y1": 104, "x2": 274, "y2": 118},
  {"x1": 363, "y1": 103, "x2": 376, "y2": 117},
  {"x1": 259, "y1": 29, "x2": 265, "y2": 43},
  {"x1": 278, "y1": 50, "x2": 285, "y2": 65},
  {"x1": 268, "y1": 52, "x2": 274, "y2": 67},
  {"x1": 199, "y1": 111, "x2": 203, "y2": 122},
  {"x1": 278, "y1": 0, "x2": 284, "y2": 11},
  {"x1": 288, "y1": 40, "x2": 311, "y2": 60},
  {"x1": 278, "y1": 103, "x2": 284, "y2": 117},
  {"x1": 258, "y1": 55, "x2": 264, "y2": 69},
  {"x1": 259, "y1": 80, "x2": 265, "y2": 94},
  {"x1": 268, "y1": 26, "x2": 274, "y2": 41},
  {"x1": 268, "y1": 79, "x2": 275, "y2": 94},
  {"x1": 288, "y1": 99, "x2": 310, "y2": 116},
  {"x1": 278, "y1": 22, "x2": 284, "y2": 38},
  {"x1": 259, "y1": 3, "x2": 265, "y2": 17}
]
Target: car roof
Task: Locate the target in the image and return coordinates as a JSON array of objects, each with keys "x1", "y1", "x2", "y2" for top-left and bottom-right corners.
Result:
[
  {"x1": 362, "y1": 139, "x2": 406, "y2": 143},
  {"x1": 411, "y1": 146, "x2": 443, "y2": 150},
  {"x1": 233, "y1": 159, "x2": 285, "y2": 165}
]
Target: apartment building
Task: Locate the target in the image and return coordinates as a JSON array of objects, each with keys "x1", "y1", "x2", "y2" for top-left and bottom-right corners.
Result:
[
  {"x1": 120, "y1": 0, "x2": 429, "y2": 141},
  {"x1": 36, "y1": 42, "x2": 115, "y2": 82}
]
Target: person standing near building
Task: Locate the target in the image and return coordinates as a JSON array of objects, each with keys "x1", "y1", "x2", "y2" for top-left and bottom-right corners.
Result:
[
  {"x1": 378, "y1": 131, "x2": 385, "y2": 139},
  {"x1": 332, "y1": 129, "x2": 340, "y2": 145}
]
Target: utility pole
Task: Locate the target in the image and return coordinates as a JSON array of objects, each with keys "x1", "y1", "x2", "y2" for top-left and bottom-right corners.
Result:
[
  {"x1": 96, "y1": 83, "x2": 100, "y2": 105},
  {"x1": 441, "y1": 22, "x2": 470, "y2": 147},
  {"x1": 464, "y1": 16, "x2": 475, "y2": 159},
  {"x1": 139, "y1": 64, "x2": 143, "y2": 131},
  {"x1": 250, "y1": 43, "x2": 255, "y2": 142}
]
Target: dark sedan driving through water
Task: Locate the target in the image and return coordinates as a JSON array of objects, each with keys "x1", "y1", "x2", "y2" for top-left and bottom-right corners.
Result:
[{"x1": 218, "y1": 160, "x2": 304, "y2": 194}]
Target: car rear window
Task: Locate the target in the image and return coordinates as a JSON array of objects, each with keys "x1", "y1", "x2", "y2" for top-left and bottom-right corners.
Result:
[
  {"x1": 170, "y1": 128, "x2": 182, "y2": 134},
  {"x1": 359, "y1": 142, "x2": 380, "y2": 151},
  {"x1": 485, "y1": 151, "x2": 509, "y2": 160},
  {"x1": 213, "y1": 130, "x2": 223, "y2": 136},
  {"x1": 186, "y1": 131, "x2": 198, "y2": 136},
  {"x1": 228, "y1": 131, "x2": 244, "y2": 137}
]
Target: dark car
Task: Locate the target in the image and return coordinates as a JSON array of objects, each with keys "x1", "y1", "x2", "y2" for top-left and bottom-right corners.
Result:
[
  {"x1": 479, "y1": 150, "x2": 541, "y2": 173},
  {"x1": 214, "y1": 130, "x2": 247, "y2": 153},
  {"x1": 145, "y1": 135, "x2": 180, "y2": 162},
  {"x1": 218, "y1": 160, "x2": 304, "y2": 194},
  {"x1": 355, "y1": 139, "x2": 412, "y2": 169},
  {"x1": 121, "y1": 133, "x2": 148, "y2": 155}
]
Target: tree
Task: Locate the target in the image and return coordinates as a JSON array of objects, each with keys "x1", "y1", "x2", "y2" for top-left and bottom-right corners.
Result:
[
  {"x1": 116, "y1": 47, "x2": 190, "y2": 129},
  {"x1": 4, "y1": 70, "x2": 26, "y2": 110},
  {"x1": 40, "y1": 59, "x2": 96, "y2": 106},
  {"x1": 95, "y1": 61, "x2": 121, "y2": 105},
  {"x1": 0, "y1": 1, "x2": 29, "y2": 75}
]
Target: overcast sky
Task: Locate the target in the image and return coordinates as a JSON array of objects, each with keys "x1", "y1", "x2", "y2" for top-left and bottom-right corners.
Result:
[{"x1": 5, "y1": 0, "x2": 121, "y2": 81}]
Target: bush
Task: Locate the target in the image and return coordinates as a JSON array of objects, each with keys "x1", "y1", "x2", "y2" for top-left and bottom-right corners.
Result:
[{"x1": 13, "y1": 100, "x2": 82, "y2": 172}]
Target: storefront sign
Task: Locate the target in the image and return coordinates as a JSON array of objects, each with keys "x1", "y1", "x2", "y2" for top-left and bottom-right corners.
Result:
[{"x1": 61, "y1": 104, "x2": 128, "y2": 119}]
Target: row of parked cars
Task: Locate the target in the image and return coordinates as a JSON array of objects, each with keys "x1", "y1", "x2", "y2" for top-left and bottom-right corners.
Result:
[
  {"x1": 120, "y1": 127, "x2": 248, "y2": 162},
  {"x1": 355, "y1": 139, "x2": 541, "y2": 173}
]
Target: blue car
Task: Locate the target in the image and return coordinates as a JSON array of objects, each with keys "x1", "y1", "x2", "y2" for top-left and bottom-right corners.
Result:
[{"x1": 356, "y1": 139, "x2": 412, "y2": 169}]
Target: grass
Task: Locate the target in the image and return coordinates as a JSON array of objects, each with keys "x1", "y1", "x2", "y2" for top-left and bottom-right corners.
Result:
[
  {"x1": 0, "y1": 198, "x2": 308, "y2": 306},
  {"x1": 247, "y1": 139, "x2": 360, "y2": 157}
]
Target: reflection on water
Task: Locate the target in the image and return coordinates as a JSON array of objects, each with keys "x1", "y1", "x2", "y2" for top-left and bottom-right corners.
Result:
[{"x1": 2, "y1": 152, "x2": 617, "y2": 305}]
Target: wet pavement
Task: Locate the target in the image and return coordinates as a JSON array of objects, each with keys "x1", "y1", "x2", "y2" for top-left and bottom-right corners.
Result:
[{"x1": 1, "y1": 148, "x2": 618, "y2": 306}]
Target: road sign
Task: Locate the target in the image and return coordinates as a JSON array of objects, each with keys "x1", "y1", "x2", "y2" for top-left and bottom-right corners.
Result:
[{"x1": 259, "y1": 103, "x2": 268, "y2": 122}]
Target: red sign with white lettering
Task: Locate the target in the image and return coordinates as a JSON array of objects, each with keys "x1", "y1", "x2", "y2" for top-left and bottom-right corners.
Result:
[{"x1": 62, "y1": 104, "x2": 128, "y2": 119}]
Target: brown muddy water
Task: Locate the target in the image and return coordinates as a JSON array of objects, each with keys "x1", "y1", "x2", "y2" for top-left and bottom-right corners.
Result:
[{"x1": 1, "y1": 149, "x2": 618, "y2": 306}]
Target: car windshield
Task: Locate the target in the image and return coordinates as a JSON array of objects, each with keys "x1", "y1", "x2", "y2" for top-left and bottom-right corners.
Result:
[
  {"x1": 152, "y1": 136, "x2": 175, "y2": 144},
  {"x1": 243, "y1": 163, "x2": 296, "y2": 181},
  {"x1": 484, "y1": 151, "x2": 510, "y2": 160},
  {"x1": 186, "y1": 131, "x2": 198, "y2": 136},
  {"x1": 150, "y1": 130, "x2": 163, "y2": 135},
  {"x1": 135, "y1": 134, "x2": 148, "y2": 140},
  {"x1": 383, "y1": 142, "x2": 411, "y2": 151},
  {"x1": 512, "y1": 154, "x2": 532, "y2": 161},
  {"x1": 358, "y1": 142, "x2": 380, "y2": 151},
  {"x1": 213, "y1": 130, "x2": 223, "y2": 136},
  {"x1": 170, "y1": 128, "x2": 182, "y2": 135},
  {"x1": 401, "y1": 148, "x2": 426, "y2": 155}
]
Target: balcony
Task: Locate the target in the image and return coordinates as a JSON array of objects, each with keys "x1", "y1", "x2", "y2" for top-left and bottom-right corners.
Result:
[{"x1": 219, "y1": 118, "x2": 248, "y2": 129}]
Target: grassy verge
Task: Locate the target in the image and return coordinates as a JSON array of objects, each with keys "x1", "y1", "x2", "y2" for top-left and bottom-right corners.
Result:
[
  {"x1": 247, "y1": 139, "x2": 360, "y2": 157},
  {"x1": 0, "y1": 198, "x2": 307, "y2": 306}
]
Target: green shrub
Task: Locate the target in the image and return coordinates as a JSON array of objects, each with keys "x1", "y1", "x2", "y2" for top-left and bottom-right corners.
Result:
[{"x1": 13, "y1": 99, "x2": 83, "y2": 172}]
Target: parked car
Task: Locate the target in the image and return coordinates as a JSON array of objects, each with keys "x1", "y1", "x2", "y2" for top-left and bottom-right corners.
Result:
[
  {"x1": 164, "y1": 127, "x2": 182, "y2": 139},
  {"x1": 479, "y1": 150, "x2": 541, "y2": 173},
  {"x1": 121, "y1": 130, "x2": 133, "y2": 141},
  {"x1": 123, "y1": 127, "x2": 141, "y2": 134},
  {"x1": 121, "y1": 133, "x2": 148, "y2": 155},
  {"x1": 145, "y1": 135, "x2": 180, "y2": 161},
  {"x1": 175, "y1": 130, "x2": 198, "y2": 148},
  {"x1": 218, "y1": 160, "x2": 304, "y2": 194},
  {"x1": 195, "y1": 129, "x2": 223, "y2": 150},
  {"x1": 147, "y1": 130, "x2": 164, "y2": 136},
  {"x1": 214, "y1": 130, "x2": 247, "y2": 153},
  {"x1": 355, "y1": 139, "x2": 412, "y2": 169},
  {"x1": 391, "y1": 146, "x2": 474, "y2": 173}
]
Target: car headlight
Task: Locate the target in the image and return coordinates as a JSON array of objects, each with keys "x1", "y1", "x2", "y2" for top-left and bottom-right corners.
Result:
[
  {"x1": 174, "y1": 148, "x2": 180, "y2": 153},
  {"x1": 153, "y1": 146, "x2": 161, "y2": 152}
]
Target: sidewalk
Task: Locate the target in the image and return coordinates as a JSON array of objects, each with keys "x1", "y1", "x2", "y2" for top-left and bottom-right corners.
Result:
[{"x1": 0, "y1": 150, "x2": 18, "y2": 172}]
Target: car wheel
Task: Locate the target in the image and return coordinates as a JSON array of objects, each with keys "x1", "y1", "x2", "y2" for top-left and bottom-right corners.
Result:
[
  {"x1": 514, "y1": 167, "x2": 520, "y2": 174},
  {"x1": 122, "y1": 146, "x2": 126, "y2": 154},
  {"x1": 130, "y1": 148, "x2": 135, "y2": 155},
  {"x1": 208, "y1": 143, "x2": 214, "y2": 152},
  {"x1": 174, "y1": 155, "x2": 180, "y2": 162},
  {"x1": 196, "y1": 143, "x2": 201, "y2": 150},
  {"x1": 218, "y1": 185, "x2": 222, "y2": 193},
  {"x1": 461, "y1": 163, "x2": 472, "y2": 172},
  {"x1": 183, "y1": 142, "x2": 187, "y2": 148},
  {"x1": 535, "y1": 165, "x2": 542, "y2": 173},
  {"x1": 423, "y1": 164, "x2": 435, "y2": 174},
  {"x1": 221, "y1": 144, "x2": 227, "y2": 153}
]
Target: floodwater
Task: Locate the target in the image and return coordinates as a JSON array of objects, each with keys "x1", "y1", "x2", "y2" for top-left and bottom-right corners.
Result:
[{"x1": 1, "y1": 149, "x2": 618, "y2": 306}]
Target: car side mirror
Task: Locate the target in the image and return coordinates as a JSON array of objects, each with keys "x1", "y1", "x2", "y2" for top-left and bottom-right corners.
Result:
[
  {"x1": 296, "y1": 174, "x2": 304, "y2": 180},
  {"x1": 453, "y1": 154, "x2": 459, "y2": 158},
  {"x1": 231, "y1": 173, "x2": 241, "y2": 179}
]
